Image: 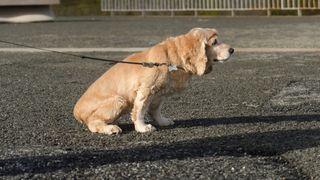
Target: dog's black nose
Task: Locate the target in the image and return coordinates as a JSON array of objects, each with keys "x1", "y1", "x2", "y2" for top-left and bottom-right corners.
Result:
[{"x1": 229, "y1": 48, "x2": 234, "y2": 54}]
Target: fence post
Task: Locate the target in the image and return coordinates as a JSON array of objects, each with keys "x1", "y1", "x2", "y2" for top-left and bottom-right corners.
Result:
[
  {"x1": 110, "y1": 0, "x2": 115, "y2": 16},
  {"x1": 194, "y1": 10, "x2": 198, "y2": 16},
  {"x1": 267, "y1": 9, "x2": 271, "y2": 16},
  {"x1": 194, "y1": 0, "x2": 198, "y2": 16},
  {"x1": 171, "y1": 10, "x2": 175, "y2": 16},
  {"x1": 141, "y1": 0, "x2": 146, "y2": 16},
  {"x1": 231, "y1": 0, "x2": 235, "y2": 16},
  {"x1": 297, "y1": 0, "x2": 302, "y2": 16},
  {"x1": 267, "y1": 0, "x2": 271, "y2": 16}
]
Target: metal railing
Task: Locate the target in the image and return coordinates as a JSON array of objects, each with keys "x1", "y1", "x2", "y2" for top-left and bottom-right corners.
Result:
[{"x1": 101, "y1": 0, "x2": 320, "y2": 16}]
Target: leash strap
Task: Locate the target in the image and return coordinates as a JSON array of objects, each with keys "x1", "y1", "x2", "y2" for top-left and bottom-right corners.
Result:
[{"x1": 0, "y1": 39, "x2": 181, "y2": 71}]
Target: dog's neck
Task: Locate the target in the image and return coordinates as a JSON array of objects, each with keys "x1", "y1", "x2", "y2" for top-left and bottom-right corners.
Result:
[{"x1": 163, "y1": 36, "x2": 193, "y2": 74}]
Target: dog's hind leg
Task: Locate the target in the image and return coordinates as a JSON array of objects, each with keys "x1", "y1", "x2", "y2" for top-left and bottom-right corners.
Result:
[{"x1": 85, "y1": 95, "x2": 128, "y2": 135}]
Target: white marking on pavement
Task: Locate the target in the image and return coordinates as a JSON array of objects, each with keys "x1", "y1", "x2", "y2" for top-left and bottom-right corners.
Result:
[
  {"x1": 271, "y1": 84, "x2": 320, "y2": 106},
  {"x1": 236, "y1": 48, "x2": 320, "y2": 53},
  {"x1": 0, "y1": 47, "x2": 320, "y2": 53}
]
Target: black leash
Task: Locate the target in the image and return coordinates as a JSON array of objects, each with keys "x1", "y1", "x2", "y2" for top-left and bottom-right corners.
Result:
[{"x1": 0, "y1": 39, "x2": 180, "y2": 70}]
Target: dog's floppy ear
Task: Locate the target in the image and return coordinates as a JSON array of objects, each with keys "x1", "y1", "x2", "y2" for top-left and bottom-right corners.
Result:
[{"x1": 183, "y1": 28, "x2": 215, "y2": 76}]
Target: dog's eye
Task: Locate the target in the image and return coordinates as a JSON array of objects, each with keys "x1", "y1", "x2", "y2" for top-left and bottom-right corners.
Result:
[{"x1": 212, "y1": 39, "x2": 218, "y2": 46}]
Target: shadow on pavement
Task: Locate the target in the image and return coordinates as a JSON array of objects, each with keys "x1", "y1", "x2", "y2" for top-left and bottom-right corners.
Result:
[
  {"x1": 0, "y1": 115, "x2": 319, "y2": 176},
  {"x1": 172, "y1": 114, "x2": 320, "y2": 128}
]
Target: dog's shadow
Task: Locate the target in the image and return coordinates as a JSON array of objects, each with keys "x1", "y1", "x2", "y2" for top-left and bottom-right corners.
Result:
[
  {"x1": 120, "y1": 114, "x2": 320, "y2": 132},
  {"x1": 1, "y1": 114, "x2": 319, "y2": 176},
  {"x1": 172, "y1": 114, "x2": 320, "y2": 128}
]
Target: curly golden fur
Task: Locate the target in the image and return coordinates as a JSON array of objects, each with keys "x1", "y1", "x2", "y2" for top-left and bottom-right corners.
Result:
[{"x1": 73, "y1": 28, "x2": 233, "y2": 134}]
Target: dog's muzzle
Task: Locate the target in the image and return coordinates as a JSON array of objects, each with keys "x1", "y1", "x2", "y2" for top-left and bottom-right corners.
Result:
[{"x1": 213, "y1": 47, "x2": 235, "y2": 62}]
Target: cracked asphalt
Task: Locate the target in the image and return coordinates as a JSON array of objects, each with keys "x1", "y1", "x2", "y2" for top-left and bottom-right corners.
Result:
[{"x1": 0, "y1": 17, "x2": 320, "y2": 179}]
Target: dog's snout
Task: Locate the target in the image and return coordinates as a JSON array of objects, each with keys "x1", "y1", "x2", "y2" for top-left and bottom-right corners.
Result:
[{"x1": 228, "y1": 48, "x2": 234, "y2": 54}]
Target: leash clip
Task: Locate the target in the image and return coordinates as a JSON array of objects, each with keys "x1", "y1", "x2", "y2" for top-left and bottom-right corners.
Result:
[{"x1": 168, "y1": 64, "x2": 178, "y2": 72}]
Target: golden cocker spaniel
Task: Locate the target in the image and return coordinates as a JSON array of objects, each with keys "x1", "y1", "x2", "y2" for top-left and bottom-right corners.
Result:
[{"x1": 73, "y1": 28, "x2": 234, "y2": 135}]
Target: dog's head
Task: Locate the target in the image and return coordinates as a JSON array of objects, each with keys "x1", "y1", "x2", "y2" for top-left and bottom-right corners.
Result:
[{"x1": 186, "y1": 28, "x2": 234, "y2": 75}]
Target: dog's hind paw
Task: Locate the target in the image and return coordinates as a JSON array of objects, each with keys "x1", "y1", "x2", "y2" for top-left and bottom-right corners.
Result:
[
  {"x1": 88, "y1": 122, "x2": 122, "y2": 135},
  {"x1": 103, "y1": 125, "x2": 123, "y2": 135}
]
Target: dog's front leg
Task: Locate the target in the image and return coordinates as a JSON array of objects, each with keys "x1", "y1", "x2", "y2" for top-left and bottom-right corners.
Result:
[
  {"x1": 149, "y1": 97, "x2": 174, "y2": 126},
  {"x1": 131, "y1": 88, "x2": 156, "y2": 133}
]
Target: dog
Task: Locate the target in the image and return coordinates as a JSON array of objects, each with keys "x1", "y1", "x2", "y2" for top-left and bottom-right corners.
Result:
[{"x1": 73, "y1": 28, "x2": 234, "y2": 135}]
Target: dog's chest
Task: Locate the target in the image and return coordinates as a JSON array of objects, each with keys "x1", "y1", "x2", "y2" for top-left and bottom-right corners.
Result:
[{"x1": 155, "y1": 71, "x2": 191, "y2": 96}]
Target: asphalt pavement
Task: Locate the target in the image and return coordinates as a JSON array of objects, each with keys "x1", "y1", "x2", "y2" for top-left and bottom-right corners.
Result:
[{"x1": 0, "y1": 16, "x2": 320, "y2": 179}]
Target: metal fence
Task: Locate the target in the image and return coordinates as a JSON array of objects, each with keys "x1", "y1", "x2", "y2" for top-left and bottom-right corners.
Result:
[{"x1": 101, "y1": 0, "x2": 320, "y2": 15}]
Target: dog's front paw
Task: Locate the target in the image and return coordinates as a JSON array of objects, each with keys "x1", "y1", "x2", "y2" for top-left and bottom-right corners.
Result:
[
  {"x1": 155, "y1": 117, "x2": 175, "y2": 127},
  {"x1": 135, "y1": 124, "x2": 156, "y2": 133}
]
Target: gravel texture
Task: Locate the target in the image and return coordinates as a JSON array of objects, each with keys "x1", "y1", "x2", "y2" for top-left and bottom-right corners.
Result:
[{"x1": 0, "y1": 17, "x2": 320, "y2": 179}]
